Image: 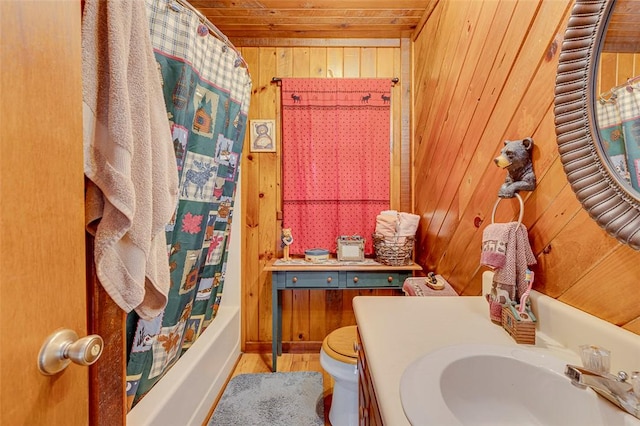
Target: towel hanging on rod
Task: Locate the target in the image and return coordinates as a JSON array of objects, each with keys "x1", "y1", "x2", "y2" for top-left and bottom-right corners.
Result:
[
  {"x1": 483, "y1": 191, "x2": 536, "y2": 307},
  {"x1": 481, "y1": 193, "x2": 525, "y2": 271}
]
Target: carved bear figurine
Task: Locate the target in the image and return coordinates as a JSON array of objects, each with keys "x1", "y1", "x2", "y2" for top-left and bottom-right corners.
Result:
[{"x1": 494, "y1": 137, "x2": 536, "y2": 198}]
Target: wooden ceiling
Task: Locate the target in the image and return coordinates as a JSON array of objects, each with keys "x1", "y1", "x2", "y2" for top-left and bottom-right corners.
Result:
[
  {"x1": 188, "y1": 0, "x2": 435, "y2": 41},
  {"x1": 603, "y1": 0, "x2": 640, "y2": 52},
  {"x1": 187, "y1": 0, "x2": 640, "y2": 49}
]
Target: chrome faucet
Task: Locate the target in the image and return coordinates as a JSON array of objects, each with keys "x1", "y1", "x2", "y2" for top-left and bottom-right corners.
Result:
[{"x1": 565, "y1": 365, "x2": 640, "y2": 419}]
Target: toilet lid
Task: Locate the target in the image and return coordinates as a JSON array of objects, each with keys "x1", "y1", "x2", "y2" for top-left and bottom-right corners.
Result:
[{"x1": 323, "y1": 325, "x2": 358, "y2": 364}]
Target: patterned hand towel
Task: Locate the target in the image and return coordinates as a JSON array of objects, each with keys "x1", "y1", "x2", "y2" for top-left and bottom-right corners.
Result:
[
  {"x1": 493, "y1": 223, "x2": 537, "y2": 301},
  {"x1": 82, "y1": 0, "x2": 179, "y2": 320},
  {"x1": 480, "y1": 223, "x2": 510, "y2": 269}
]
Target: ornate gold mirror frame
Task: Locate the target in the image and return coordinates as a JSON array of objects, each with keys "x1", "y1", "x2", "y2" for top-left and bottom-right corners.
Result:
[{"x1": 554, "y1": 0, "x2": 640, "y2": 250}]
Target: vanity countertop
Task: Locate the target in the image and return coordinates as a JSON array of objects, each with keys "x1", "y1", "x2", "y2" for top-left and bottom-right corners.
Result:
[{"x1": 353, "y1": 292, "x2": 640, "y2": 425}]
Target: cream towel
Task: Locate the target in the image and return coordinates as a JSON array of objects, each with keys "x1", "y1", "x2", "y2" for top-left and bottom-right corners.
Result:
[
  {"x1": 397, "y1": 212, "x2": 420, "y2": 237},
  {"x1": 375, "y1": 214, "x2": 397, "y2": 237},
  {"x1": 82, "y1": 0, "x2": 179, "y2": 320}
]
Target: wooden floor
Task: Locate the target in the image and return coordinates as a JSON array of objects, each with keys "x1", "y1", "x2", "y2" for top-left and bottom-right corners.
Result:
[{"x1": 204, "y1": 353, "x2": 334, "y2": 425}]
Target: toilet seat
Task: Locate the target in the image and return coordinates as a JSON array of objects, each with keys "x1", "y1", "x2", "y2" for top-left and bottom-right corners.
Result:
[{"x1": 322, "y1": 325, "x2": 358, "y2": 365}]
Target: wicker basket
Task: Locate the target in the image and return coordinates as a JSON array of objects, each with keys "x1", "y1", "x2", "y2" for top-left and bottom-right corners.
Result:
[{"x1": 372, "y1": 233, "x2": 415, "y2": 266}]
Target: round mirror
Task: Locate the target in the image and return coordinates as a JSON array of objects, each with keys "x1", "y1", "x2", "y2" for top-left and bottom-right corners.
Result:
[
  {"x1": 595, "y1": 0, "x2": 640, "y2": 200},
  {"x1": 554, "y1": 0, "x2": 640, "y2": 250}
]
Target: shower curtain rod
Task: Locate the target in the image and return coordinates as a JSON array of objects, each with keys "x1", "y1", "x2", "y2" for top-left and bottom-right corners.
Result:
[
  {"x1": 599, "y1": 74, "x2": 640, "y2": 102},
  {"x1": 172, "y1": 0, "x2": 249, "y2": 71},
  {"x1": 271, "y1": 77, "x2": 399, "y2": 85}
]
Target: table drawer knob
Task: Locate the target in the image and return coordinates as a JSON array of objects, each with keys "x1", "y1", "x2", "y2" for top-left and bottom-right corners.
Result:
[
  {"x1": 327, "y1": 277, "x2": 332, "y2": 283},
  {"x1": 292, "y1": 276, "x2": 298, "y2": 283},
  {"x1": 353, "y1": 276, "x2": 359, "y2": 283},
  {"x1": 388, "y1": 276, "x2": 393, "y2": 282}
]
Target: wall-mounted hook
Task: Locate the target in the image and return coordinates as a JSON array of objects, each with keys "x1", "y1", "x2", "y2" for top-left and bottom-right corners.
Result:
[{"x1": 494, "y1": 137, "x2": 536, "y2": 198}]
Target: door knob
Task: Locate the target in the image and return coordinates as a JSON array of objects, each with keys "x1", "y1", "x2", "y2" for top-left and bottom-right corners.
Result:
[{"x1": 38, "y1": 328, "x2": 104, "y2": 375}]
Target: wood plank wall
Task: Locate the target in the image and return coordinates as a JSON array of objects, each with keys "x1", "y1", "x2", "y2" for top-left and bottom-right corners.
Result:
[
  {"x1": 598, "y1": 52, "x2": 640, "y2": 95},
  {"x1": 412, "y1": 0, "x2": 640, "y2": 335},
  {"x1": 238, "y1": 41, "x2": 411, "y2": 352}
]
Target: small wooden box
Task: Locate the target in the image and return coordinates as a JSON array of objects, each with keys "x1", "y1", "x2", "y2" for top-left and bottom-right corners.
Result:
[{"x1": 502, "y1": 304, "x2": 536, "y2": 345}]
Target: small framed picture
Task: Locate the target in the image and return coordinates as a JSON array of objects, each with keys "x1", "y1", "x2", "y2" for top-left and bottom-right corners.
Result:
[
  {"x1": 337, "y1": 235, "x2": 365, "y2": 262},
  {"x1": 249, "y1": 119, "x2": 276, "y2": 152}
]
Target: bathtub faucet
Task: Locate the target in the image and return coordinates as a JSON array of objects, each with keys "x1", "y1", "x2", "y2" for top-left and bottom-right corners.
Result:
[{"x1": 565, "y1": 364, "x2": 640, "y2": 419}]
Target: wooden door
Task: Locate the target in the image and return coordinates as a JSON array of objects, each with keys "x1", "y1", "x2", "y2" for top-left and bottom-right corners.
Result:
[{"x1": 0, "y1": 1, "x2": 89, "y2": 424}]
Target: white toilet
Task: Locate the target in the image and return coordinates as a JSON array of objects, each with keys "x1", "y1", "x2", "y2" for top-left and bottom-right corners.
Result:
[{"x1": 320, "y1": 325, "x2": 359, "y2": 426}]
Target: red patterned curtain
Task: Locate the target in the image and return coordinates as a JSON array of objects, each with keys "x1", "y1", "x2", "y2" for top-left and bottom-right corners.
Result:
[{"x1": 281, "y1": 78, "x2": 391, "y2": 255}]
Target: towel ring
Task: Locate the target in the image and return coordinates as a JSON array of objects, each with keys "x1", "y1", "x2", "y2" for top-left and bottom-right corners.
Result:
[{"x1": 491, "y1": 193, "x2": 524, "y2": 225}]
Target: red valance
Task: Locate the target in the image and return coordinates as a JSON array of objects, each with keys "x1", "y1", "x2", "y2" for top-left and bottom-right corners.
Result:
[{"x1": 281, "y1": 78, "x2": 391, "y2": 255}]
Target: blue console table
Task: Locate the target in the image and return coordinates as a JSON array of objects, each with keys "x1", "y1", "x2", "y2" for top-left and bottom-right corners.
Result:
[{"x1": 264, "y1": 258, "x2": 421, "y2": 371}]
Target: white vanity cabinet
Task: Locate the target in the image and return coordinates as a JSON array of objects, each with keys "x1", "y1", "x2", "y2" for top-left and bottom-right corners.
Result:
[{"x1": 353, "y1": 293, "x2": 640, "y2": 425}]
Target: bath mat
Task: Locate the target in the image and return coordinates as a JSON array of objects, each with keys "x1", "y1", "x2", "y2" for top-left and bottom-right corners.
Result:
[{"x1": 209, "y1": 371, "x2": 324, "y2": 425}]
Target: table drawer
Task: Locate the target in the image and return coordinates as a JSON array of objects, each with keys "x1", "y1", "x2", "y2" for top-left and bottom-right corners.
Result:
[
  {"x1": 283, "y1": 271, "x2": 340, "y2": 288},
  {"x1": 346, "y1": 271, "x2": 407, "y2": 288}
]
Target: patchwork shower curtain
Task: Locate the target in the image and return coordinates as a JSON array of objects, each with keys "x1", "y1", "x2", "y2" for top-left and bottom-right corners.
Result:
[
  {"x1": 126, "y1": 0, "x2": 251, "y2": 407},
  {"x1": 597, "y1": 80, "x2": 640, "y2": 191},
  {"x1": 280, "y1": 78, "x2": 391, "y2": 255}
]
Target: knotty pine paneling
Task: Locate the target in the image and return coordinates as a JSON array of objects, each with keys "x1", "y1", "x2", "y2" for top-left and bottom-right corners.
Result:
[
  {"x1": 413, "y1": 0, "x2": 640, "y2": 335},
  {"x1": 239, "y1": 43, "x2": 410, "y2": 352},
  {"x1": 597, "y1": 52, "x2": 640, "y2": 97}
]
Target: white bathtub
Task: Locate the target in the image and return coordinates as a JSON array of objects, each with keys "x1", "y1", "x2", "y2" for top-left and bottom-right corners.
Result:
[{"x1": 127, "y1": 182, "x2": 243, "y2": 426}]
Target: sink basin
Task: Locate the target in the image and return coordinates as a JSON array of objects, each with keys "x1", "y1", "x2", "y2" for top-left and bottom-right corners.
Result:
[{"x1": 399, "y1": 344, "x2": 639, "y2": 425}]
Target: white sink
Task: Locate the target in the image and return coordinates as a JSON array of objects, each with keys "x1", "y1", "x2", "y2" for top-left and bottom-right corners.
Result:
[{"x1": 399, "y1": 344, "x2": 639, "y2": 426}]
